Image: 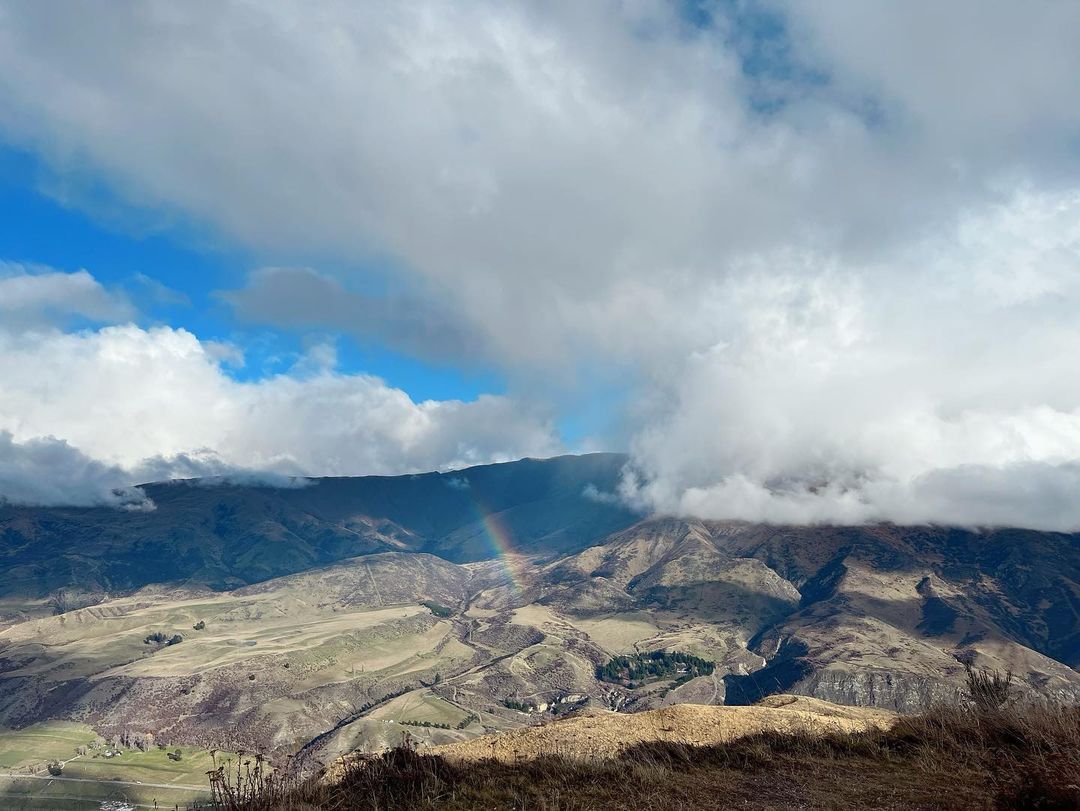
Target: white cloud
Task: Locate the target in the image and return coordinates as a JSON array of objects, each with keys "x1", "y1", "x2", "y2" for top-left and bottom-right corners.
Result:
[
  {"x1": 1, "y1": 4, "x2": 1080, "y2": 526},
  {"x1": 775, "y1": 0, "x2": 1080, "y2": 174},
  {"x1": 0, "y1": 264, "x2": 133, "y2": 328},
  {"x1": 0, "y1": 430, "x2": 316, "y2": 508},
  {"x1": 0, "y1": 1, "x2": 828, "y2": 367},
  {"x1": 0, "y1": 322, "x2": 560, "y2": 505},
  {"x1": 621, "y1": 188, "x2": 1080, "y2": 529}
]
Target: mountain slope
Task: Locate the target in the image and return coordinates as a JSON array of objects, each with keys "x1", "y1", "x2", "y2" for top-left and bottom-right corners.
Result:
[
  {"x1": 0, "y1": 456, "x2": 1078, "y2": 762},
  {"x1": 0, "y1": 453, "x2": 636, "y2": 615},
  {"x1": 536, "y1": 518, "x2": 1080, "y2": 709}
]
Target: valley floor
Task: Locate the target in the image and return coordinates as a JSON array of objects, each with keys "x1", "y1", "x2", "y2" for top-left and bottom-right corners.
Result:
[{"x1": 0, "y1": 721, "x2": 227, "y2": 809}]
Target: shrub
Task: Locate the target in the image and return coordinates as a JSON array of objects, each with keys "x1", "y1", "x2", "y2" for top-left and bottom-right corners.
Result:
[
  {"x1": 420, "y1": 601, "x2": 453, "y2": 618},
  {"x1": 144, "y1": 631, "x2": 183, "y2": 645},
  {"x1": 965, "y1": 661, "x2": 1014, "y2": 711},
  {"x1": 401, "y1": 720, "x2": 451, "y2": 730}
]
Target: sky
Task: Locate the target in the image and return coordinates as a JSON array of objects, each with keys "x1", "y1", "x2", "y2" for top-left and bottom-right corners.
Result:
[{"x1": 2, "y1": 1, "x2": 1080, "y2": 529}]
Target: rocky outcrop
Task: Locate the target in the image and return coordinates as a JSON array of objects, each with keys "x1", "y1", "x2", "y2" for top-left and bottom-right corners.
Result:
[{"x1": 792, "y1": 668, "x2": 962, "y2": 713}]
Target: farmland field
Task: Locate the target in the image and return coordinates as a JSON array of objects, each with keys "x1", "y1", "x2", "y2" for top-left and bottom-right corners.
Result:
[
  {"x1": 0, "y1": 722, "x2": 97, "y2": 770},
  {"x1": 368, "y1": 690, "x2": 471, "y2": 727},
  {"x1": 0, "y1": 722, "x2": 230, "y2": 809}
]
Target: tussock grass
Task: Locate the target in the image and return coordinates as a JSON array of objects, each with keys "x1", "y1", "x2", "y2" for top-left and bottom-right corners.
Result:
[{"x1": 196, "y1": 698, "x2": 1080, "y2": 810}]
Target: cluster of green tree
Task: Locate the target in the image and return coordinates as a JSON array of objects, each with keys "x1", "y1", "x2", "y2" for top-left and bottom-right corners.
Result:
[
  {"x1": 166, "y1": 749, "x2": 184, "y2": 761},
  {"x1": 400, "y1": 720, "x2": 451, "y2": 729},
  {"x1": 193, "y1": 620, "x2": 206, "y2": 630},
  {"x1": 456, "y1": 713, "x2": 479, "y2": 729},
  {"x1": 595, "y1": 650, "x2": 714, "y2": 688},
  {"x1": 114, "y1": 731, "x2": 154, "y2": 751},
  {"x1": 503, "y1": 698, "x2": 536, "y2": 712},
  {"x1": 420, "y1": 601, "x2": 453, "y2": 618},
  {"x1": 354, "y1": 686, "x2": 410, "y2": 717},
  {"x1": 144, "y1": 631, "x2": 183, "y2": 645}
]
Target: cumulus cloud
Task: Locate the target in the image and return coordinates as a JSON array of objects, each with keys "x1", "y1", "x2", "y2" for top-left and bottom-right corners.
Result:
[
  {"x1": 0, "y1": 262, "x2": 549, "y2": 504},
  {"x1": 0, "y1": 264, "x2": 133, "y2": 328},
  {"x1": 1, "y1": 3, "x2": 1080, "y2": 526},
  {"x1": 0, "y1": 322, "x2": 560, "y2": 505}
]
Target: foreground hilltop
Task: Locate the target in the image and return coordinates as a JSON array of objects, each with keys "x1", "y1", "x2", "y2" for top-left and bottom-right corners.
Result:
[
  {"x1": 428, "y1": 695, "x2": 895, "y2": 761},
  {"x1": 248, "y1": 697, "x2": 1080, "y2": 810}
]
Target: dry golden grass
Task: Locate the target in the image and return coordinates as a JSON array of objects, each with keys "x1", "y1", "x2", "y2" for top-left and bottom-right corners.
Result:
[
  {"x1": 194, "y1": 697, "x2": 1080, "y2": 810},
  {"x1": 428, "y1": 695, "x2": 895, "y2": 762}
]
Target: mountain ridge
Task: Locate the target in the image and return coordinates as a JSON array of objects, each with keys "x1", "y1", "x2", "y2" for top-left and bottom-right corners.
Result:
[{"x1": 0, "y1": 453, "x2": 637, "y2": 613}]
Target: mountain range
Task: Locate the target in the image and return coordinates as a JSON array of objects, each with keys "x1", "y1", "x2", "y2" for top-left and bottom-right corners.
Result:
[{"x1": 1, "y1": 453, "x2": 1077, "y2": 761}]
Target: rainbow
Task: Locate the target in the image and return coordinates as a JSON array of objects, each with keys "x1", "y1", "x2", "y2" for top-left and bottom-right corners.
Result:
[{"x1": 472, "y1": 498, "x2": 530, "y2": 596}]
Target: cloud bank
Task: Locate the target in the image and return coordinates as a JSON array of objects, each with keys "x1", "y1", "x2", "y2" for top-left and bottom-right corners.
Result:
[
  {"x1": 620, "y1": 188, "x2": 1080, "y2": 530},
  {"x1": 1, "y1": 3, "x2": 1080, "y2": 527}
]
